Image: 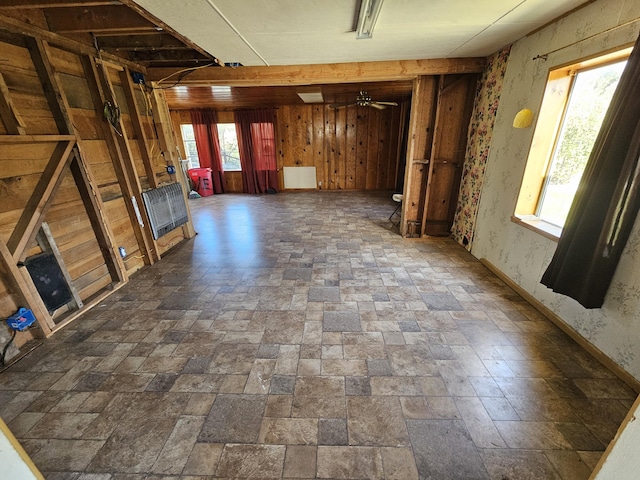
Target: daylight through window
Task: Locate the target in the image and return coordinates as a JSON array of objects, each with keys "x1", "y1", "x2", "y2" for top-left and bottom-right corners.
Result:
[
  {"x1": 514, "y1": 48, "x2": 630, "y2": 237},
  {"x1": 217, "y1": 123, "x2": 241, "y2": 171},
  {"x1": 180, "y1": 124, "x2": 200, "y2": 169}
]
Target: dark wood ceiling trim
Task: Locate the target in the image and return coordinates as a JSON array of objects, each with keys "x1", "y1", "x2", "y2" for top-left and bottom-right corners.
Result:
[
  {"x1": 129, "y1": 50, "x2": 210, "y2": 63},
  {"x1": 44, "y1": 5, "x2": 156, "y2": 33},
  {"x1": 95, "y1": 33, "x2": 189, "y2": 51},
  {"x1": 0, "y1": 13, "x2": 146, "y2": 72},
  {"x1": 147, "y1": 58, "x2": 486, "y2": 87},
  {"x1": 0, "y1": 0, "x2": 121, "y2": 8}
]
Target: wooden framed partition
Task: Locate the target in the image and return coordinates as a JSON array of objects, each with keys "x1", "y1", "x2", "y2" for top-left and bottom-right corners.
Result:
[
  {"x1": 0, "y1": 19, "x2": 195, "y2": 340},
  {"x1": 401, "y1": 73, "x2": 479, "y2": 237}
]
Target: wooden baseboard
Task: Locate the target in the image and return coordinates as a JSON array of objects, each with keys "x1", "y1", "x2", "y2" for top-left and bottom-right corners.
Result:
[{"x1": 480, "y1": 258, "x2": 640, "y2": 393}]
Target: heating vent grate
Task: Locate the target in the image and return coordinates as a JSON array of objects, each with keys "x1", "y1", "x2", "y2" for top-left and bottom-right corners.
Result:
[{"x1": 141, "y1": 183, "x2": 189, "y2": 240}]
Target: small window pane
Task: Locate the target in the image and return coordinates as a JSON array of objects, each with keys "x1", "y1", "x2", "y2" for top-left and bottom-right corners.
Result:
[
  {"x1": 180, "y1": 124, "x2": 200, "y2": 169},
  {"x1": 218, "y1": 123, "x2": 241, "y2": 171},
  {"x1": 537, "y1": 60, "x2": 627, "y2": 227}
]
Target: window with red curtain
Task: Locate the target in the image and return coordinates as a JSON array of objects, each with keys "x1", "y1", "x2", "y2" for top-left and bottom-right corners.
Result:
[
  {"x1": 235, "y1": 109, "x2": 278, "y2": 194},
  {"x1": 190, "y1": 109, "x2": 225, "y2": 194}
]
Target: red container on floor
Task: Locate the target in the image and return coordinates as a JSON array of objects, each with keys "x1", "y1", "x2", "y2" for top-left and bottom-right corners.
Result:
[{"x1": 188, "y1": 168, "x2": 214, "y2": 197}]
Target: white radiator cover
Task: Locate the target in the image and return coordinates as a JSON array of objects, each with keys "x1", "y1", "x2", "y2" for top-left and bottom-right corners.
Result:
[
  {"x1": 141, "y1": 183, "x2": 189, "y2": 240},
  {"x1": 283, "y1": 166, "x2": 317, "y2": 189}
]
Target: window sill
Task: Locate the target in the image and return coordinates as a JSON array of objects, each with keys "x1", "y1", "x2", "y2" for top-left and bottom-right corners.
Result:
[{"x1": 511, "y1": 215, "x2": 561, "y2": 242}]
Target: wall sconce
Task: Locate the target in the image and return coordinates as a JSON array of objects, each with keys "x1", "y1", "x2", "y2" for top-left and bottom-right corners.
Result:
[{"x1": 513, "y1": 108, "x2": 534, "y2": 128}]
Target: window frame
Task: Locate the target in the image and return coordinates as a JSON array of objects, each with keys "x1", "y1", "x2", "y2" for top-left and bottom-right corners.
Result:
[
  {"x1": 180, "y1": 123, "x2": 200, "y2": 169},
  {"x1": 216, "y1": 123, "x2": 242, "y2": 172},
  {"x1": 513, "y1": 47, "x2": 632, "y2": 240}
]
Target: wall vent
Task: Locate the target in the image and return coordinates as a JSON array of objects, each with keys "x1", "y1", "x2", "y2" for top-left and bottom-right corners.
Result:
[{"x1": 141, "y1": 183, "x2": 188, "y2": 239}]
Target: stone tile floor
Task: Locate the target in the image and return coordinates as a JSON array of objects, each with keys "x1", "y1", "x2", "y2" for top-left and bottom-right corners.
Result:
[{"x1": 1, "y1": 191, "x2": 637, "y2": 479}]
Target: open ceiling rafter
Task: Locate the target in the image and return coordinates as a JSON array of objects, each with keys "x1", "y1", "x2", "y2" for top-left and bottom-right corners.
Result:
[{"x1": 0, "y1": 0, "x2": 220, "y2": 69}]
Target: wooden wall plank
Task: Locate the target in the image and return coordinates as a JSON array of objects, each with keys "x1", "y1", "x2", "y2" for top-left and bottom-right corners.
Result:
[
  {"x1": 365, "y1": 108, "x2": 379, "y2": 190},
  {"x1": 345, "y1": 106, "x2": 357, "y2": 190},
  {"x1": 377, "y1": 111, "x2": 391, "y2": 190},
  {"x1": 312, "y1": 105, "x2": 324, "y2": 189},
  {"x1": 335, "y1": 106, "x2": 346, "y2": 190},
  {"x1": 324, "y1": 106, "x2": 336, "y2": 189},
  {"x1": 355, "y1": 106, "x2": 369, "y2": 190}
]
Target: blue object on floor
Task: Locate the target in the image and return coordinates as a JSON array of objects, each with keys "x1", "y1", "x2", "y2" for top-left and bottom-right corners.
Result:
[{"x1": 6, "y1": 308, "x2": 36, "y2": 332}]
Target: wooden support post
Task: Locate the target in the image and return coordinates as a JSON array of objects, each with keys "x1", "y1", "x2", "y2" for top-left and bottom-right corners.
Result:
[
  {"x1": 120, "y1": 67, "x2": 159, "y2": 189},
  {"x1": 0, "y1": 72, "x2": 26, "y2": 135},
  {"x1": 82, "y1": 56, "x2": 158, "y2": 264},
  {"x1": 150, "y1": 86, "x2": 196, "y2": 239},
  {"x1": 0, "y1": 240, "x2": 54, "y2": 337},
  {"x1": 420, "y1": 75, "x2": 445, "y2": 237},
  {"x1": 27, "y1": 37, "x2": 76, "y2": 135},
  {"x1": 7, "y1": 140, "x2": 76, "y2": 261},
  {"x1": 69, "y1": 149, "x2": 127, "y2": 283}
]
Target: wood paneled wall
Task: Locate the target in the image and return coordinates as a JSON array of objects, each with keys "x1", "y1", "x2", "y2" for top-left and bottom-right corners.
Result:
[
  {"x1": 277, "y1": 104, "x2": 406, "y2": 191},
  {"x1": 0, "y1": 28, "x2": 193, "y2": 342},
  {"x1": 171, "y1": 104, "x2": 407, "y2": 193}
]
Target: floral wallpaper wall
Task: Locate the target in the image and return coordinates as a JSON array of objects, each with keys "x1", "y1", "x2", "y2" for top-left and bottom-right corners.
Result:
[
  {"x1": 471, "y1": 0, "x2": 640, "y2": 380},
  {"x1": 452, "y1": 45, "x2": 511, "y2": 251}
]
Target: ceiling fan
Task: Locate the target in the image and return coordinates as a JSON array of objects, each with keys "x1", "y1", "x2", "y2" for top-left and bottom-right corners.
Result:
[{"x1": 330, "y1": 90, "x2": 398, "y2": 110}]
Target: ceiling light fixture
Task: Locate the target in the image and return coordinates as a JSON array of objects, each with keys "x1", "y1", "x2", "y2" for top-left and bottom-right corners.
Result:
[
  {"x1": 297, "y1": 92, "x2": 324, "y2": 103},
  {"x1": 356, "y1": 0, "x2": 384, "y2": 39}
]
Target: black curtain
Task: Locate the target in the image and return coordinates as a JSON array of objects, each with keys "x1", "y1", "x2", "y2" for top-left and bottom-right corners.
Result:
[{"x1": 541, "y1": 34, "x2": 640, "y2": 308}]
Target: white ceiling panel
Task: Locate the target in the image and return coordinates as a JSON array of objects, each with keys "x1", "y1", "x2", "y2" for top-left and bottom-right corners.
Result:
[{"x1": 134, "y1": 0, "x2": 594, "y2": 66}]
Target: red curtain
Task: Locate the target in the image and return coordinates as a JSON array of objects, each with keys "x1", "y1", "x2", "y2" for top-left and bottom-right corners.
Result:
[
  {"x1": 190, "y1": 109, "x2": 225, "y2": 193},
  {"x1": 235, "y1": 109, "x2": 278, "y2": 194},
  {"x1": 541, "y1": 34, "x2": 640, "y2": 308}
]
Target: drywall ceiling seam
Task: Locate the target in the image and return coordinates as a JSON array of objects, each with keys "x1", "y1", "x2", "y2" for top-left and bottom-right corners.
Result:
[{"x1": 204, "y1": 0, "x2": 270, "y2": 66}]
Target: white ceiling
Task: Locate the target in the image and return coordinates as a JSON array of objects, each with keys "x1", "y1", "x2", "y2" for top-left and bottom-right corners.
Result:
[{"x1": 134, "y1": 0, "x2": 591, "y2": 66}]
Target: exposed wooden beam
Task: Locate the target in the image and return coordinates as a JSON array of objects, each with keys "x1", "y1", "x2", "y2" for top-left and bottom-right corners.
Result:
[
  {"x1": 69, "y1": 148, "x2": 127, "y2": 283},
  {"x1": 149, "y1": 87, "x2": 196, "y2": 240},
  {"x1": 44, "y1": 5, "x2": 156, "y2": 33},
  {"x1": 96, "y1": 33, "x2": 189, "y2": 51},
  {"x1": 120, "y1": 67, "x2": 158, "y2": 189},
  {"x1": 0, "y1": 14, "x2": 146, "y2": 72},
  {"x1": 0, "y1": 1, "x2": 121, "y2": 8},
  {"x1": 83, "y1": 56, "x2": 159, "y2": 264},
  {"x1": 0, "y1": 72, "x2": 27, "y2": 135},
  {"x1": 147, "y1": 58, "x2": 486, "y2": 87},
  {"x1": 0, "y1": 135, "x2": 76, "y2": 143},
  {"x1": 120, "y1": 0, "x2": 217, "y2": 64},
  {"x1": 7, "y1": 140, "x2": 76, "y2": 261},
  {"x1": 130, "y1": 50, "x2": 210, "y2": 63},
  {"x1": 27, "y1": 37, "x2": 75, "y2": 134}
]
